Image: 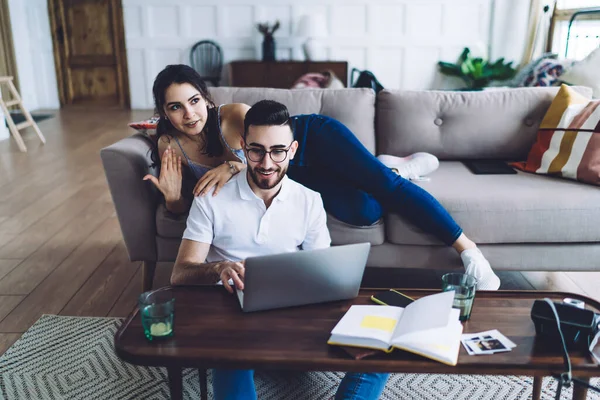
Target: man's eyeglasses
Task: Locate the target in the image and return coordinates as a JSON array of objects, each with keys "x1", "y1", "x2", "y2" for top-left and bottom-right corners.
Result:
[{"x1": 245, "y1": 143, "x2": 293, "y2": 163}]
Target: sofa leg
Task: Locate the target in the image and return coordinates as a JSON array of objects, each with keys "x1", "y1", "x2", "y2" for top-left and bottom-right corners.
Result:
[{"x1": 142, "y1": 261, "x2": 157, "y2": 292}]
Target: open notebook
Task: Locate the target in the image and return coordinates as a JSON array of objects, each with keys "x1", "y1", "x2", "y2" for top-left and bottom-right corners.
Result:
[{"x1": 328, "y1": 291, "x2": 463, "y2": 366}]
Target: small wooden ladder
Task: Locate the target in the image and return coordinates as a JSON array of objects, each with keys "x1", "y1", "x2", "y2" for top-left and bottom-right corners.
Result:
[{"x1": 0, "y1": 76, "x2": 46, "y2": 152}]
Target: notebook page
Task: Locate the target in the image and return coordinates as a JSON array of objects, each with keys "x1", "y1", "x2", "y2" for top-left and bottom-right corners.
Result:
[
  {"x1": 393, "y1": 291, "x2": 454, "y2": 338},
  {"x1": 330, "y1": 305, "x2": 403, "y2": 345}
]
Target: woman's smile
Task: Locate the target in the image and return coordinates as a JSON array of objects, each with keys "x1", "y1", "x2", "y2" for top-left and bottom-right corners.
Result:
[{"x1": 184, "y1": 120, "x2": 200, "y2": 128}]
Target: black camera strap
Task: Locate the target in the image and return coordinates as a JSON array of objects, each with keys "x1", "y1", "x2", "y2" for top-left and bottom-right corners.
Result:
[{"x1": 543, "y1": 298, "x2": 600, "y2": 399}]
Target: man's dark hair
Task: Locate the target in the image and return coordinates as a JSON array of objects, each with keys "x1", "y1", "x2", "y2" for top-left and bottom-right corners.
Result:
[{"x1": 243, "y1": 100, "x2": 292, "y2": 140}]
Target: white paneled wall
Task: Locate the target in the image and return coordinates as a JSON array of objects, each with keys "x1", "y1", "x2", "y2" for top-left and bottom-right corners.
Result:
[
  {"x1": 8, "y1": 0, "x2": 59, "y2": 111},
  {"x1": 124, "y1": 0, "x2": 494, "y2": 109}
]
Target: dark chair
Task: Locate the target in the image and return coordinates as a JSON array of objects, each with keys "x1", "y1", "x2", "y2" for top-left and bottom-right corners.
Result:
[{"x1": 190, "y1": 40, "x2": 223, "y2": 86}]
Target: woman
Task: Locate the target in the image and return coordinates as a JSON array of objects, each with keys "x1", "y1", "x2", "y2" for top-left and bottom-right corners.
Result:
[
  {"x1": 143, "y1": 65, "x2": 249, "y2": 214},
  {"x1": 145, "y1": 64, "x2": 500, "y2": 290}
]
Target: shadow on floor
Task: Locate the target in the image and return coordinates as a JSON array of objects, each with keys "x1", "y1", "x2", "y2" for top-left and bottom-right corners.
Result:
[{"x1": 5, "y1": 113, "x2": 53, "y2": 127}]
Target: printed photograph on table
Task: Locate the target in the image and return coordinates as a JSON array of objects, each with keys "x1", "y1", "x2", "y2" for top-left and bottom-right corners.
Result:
[{"x1": 461, "y1": 329, "x2": 516, "y2": 356}]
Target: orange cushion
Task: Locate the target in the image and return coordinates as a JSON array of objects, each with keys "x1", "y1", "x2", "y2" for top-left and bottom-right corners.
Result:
[
  {"x1": 128, "y1": 116, "x2": 159, "y2": 131},
  {"x1": 512, "y1": 84, "x2": 600, "y2": 185}
]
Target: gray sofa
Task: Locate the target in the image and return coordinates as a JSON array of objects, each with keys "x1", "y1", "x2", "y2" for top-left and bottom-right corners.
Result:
[{"x1": 101, "y1": 86, "x2": 600, "y2": 291}]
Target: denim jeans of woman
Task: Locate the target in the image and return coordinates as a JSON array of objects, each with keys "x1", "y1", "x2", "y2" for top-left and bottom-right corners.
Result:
[
  {"x1": 212, "y1": 369, "x2": 390, "y2": 400},
  {"x1": 288, "y1": 115, "x2": 462, "y2": 245}
]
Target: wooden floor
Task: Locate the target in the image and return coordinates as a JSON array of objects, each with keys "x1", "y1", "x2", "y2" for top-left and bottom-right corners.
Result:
[{"x1": 0, "y1": 109, "x2": 599, "y2": 356}]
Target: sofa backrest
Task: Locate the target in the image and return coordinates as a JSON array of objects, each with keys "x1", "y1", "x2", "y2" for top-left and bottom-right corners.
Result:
[
  {"x1": 209, "y1": 87, "x2": 377, "y2": 153},
  {"x1": 376, "y1": 86, "x2": 593, "y2": 160}
]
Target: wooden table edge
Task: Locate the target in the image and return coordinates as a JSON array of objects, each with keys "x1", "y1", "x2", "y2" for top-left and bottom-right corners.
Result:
[{"x1": 114, "y1": 287, "x2": 600, "y2": 376}]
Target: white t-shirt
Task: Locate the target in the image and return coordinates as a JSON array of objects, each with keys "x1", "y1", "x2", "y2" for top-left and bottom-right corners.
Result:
[{"x1": 182, "y1": 172, "x2": 331, "y2": 262}]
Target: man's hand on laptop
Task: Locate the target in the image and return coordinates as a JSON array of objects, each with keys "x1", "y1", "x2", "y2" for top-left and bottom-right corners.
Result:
[{"x1": 216, "y1": 261, "x2": 246, "y2": 293}]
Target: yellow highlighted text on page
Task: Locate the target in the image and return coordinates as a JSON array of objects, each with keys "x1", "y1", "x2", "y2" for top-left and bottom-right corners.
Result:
[{"x1": 360, "y1": 316, "x2": 397, "y2": 332}]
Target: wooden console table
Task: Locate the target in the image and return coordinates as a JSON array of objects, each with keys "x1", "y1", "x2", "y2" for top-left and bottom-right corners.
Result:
[{"x1": 228, "y1": 61, "x2": 348, "y2": 88}]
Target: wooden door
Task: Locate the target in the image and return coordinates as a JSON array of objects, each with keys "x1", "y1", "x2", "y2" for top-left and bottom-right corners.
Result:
[
  {"x1": 48, "y1": 0, "x2": 129, "y2": 107},
  {"x1": 0, "y1": 0, "x2": 19, "y2": 99}
]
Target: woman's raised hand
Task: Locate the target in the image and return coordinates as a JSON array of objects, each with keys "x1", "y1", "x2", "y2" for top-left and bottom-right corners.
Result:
[
  {"x1": 193, "y1": 163, "x2": 235, "y2": 197},
  {"x1": 143, "y1": 147, "x2": 182, "y2": 202}
]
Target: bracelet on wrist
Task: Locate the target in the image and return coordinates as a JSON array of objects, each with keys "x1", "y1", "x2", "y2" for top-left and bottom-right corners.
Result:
[{"x1": 224, "y1": 160, "x2": 237, "y2": 175}]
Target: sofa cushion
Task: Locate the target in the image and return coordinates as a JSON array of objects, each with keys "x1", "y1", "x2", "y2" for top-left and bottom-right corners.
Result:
[
  {"x1": 559, "y1": 47, "x2": 600, "y2": 98},
  {"x1": 156, "y1": 204, "x2": 187, "y2": 239},
  {"x1": 367, "y1": 242, "x2": 600, "y2": 271},
  {"x1": 386, "y1": 161, "x2": 600, "y2": 245},
  {"x1": 327, "y1": 214, "x2": 385, "y2": 246},
  {"x1": 512, "y1": 84, "x2": 600, "y2": 186},
  {"x1": 209, "y1": 87, "x2": 376, "y2": 153},
  {"x1": 376, "y1": 86, "x2": 593, "y2": 160}
]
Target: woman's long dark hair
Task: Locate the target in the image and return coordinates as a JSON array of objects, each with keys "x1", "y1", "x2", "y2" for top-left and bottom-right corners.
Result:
[{"x1": 150, "y1": 64, "x2": 223, "y2": 167}]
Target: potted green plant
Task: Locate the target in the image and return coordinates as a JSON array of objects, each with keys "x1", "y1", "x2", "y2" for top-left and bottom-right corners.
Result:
[{"x1": 438, "y1": 47, "x2": 517, "y2": 90}]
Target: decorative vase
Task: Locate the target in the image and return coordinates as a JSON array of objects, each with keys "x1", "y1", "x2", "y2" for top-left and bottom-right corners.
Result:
[{"x1": 262, "y1": 35, "x2": 275, "y2": 61}]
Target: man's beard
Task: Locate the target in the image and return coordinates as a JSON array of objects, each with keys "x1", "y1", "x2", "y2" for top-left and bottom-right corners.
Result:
[{"x1": 248, "y1": 164, "x2": 287, "y2": 190}]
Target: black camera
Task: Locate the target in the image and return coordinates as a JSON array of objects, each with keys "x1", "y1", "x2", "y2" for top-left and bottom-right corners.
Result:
[{"x1": 531, "y1": 299, "x2": 599, "y2": 350}]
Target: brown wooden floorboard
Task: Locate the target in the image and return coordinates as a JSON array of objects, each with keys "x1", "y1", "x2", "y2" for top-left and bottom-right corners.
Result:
[
  {"x1": 496, "y1": 270, "x2": 536, "y2": 290},
  {"x1": 0, "y1": 129, "x2": 108, "y2": 202},
  {"x1": 107, "y1": 263, "x2": 173, "y2": 318},
  {"x1": 0, "y1": 111, "x2": 147, "y2": 202},
  {"x1": 0, "y1": 259, "x2": 22, "y2": 281},
  {"x1": 522, "y1": 271, "x2": 600, "y2": 303},
  {"x1": 107, "y1": 264, "x2": 143, "y2": 318},
  {"x1": 0, "y1": 198, "x2": 115, "y2": 295},
  {"x1": 0, "y1": 333, "x2": 22, "y2": 356},
  {"x1": 0, "y1": 233, "x2": 16, "y2": 251},
  {"x1": 0, "y1": 165, "x2": 102, "y2": 222},
  {"x1": 521, "y1": 271, "x2": 584, "y2": 296},
  {"x1": 0, "y1": 218, "x2": 121, "y2": 332},
  {"x1": 564, "y1": 272, "x2": 600, "y2": 303},
  {"x1": 61, "y1": 242, "x2": 139, "y2": 317},
  {"x1": 0, "y1": 182, "x2": 105, "y2": 259},
  {"x1": 0, "y1": 295, "x2": 25, "y2": 322}
]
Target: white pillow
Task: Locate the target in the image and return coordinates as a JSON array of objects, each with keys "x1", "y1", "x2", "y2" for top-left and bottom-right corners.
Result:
[{"x1": 559, "y1": 47, "x2": 600, "y2": 98}]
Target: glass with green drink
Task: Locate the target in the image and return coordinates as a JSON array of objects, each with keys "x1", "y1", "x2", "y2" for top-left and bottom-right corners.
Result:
[
  {"x1": 441, "y1": 273, "x2": 477, "y2": 321},
  {"x1": 138, "y1": 287, "x2": 175, "y2": 341}
]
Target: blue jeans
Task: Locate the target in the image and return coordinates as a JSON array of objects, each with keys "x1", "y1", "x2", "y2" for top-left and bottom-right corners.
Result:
[
  {"x1": 212, "y1": 369, "x2": 390, "y2": 400},
  {"x1": 289, "y1": 115, "x2": 462, "y2": 245}
]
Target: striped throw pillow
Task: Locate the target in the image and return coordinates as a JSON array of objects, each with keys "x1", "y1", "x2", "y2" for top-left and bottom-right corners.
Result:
[{"x1": 512, "y1": 84, "x2": 600, "y2": 185}]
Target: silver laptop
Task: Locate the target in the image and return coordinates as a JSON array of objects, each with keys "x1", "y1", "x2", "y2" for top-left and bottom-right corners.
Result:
[{"x1": 236, "y1": 242, "x2": 370, "y2": 312}]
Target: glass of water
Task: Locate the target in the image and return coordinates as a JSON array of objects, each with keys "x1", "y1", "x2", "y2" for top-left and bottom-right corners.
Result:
[
  {"x1": 441, "y1": 273, "x2": 477, "y2": 321},
  {"x1": 138, "y1": 287, "x2": 175, "y2": 341}
]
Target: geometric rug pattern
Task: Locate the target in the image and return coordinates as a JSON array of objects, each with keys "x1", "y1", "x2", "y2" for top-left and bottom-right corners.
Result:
[{"x1": 1, "y1": 315, "x2": 599, "y2": 400}]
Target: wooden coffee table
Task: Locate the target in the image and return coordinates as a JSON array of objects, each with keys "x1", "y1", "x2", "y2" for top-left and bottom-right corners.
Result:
[{"x1": 115, "y1": 286, "x2": 600, "y2": 400}]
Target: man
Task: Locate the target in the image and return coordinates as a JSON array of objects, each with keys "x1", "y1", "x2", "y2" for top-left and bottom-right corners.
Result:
[{"x1": 171, "y1": 100, "x2": 389, "y2": 400}]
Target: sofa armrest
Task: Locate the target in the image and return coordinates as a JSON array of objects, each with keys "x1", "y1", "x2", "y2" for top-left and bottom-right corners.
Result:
[{"x1": 100, "y1": 134, "x2": 158, "y2": 261}]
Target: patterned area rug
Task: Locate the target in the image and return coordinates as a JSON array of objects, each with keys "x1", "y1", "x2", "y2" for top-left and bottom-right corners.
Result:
[{"x1": 1, "y1": 315, "x2": 599, "y2": 400}]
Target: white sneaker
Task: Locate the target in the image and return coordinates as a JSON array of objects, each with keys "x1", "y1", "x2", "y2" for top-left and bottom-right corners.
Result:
[
  {"x1": 377, "y1": 153, "x2": 439, "y2": 181},
  {"x1": 460, "y1": 248, "x2": 501, "y2": 290}
]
